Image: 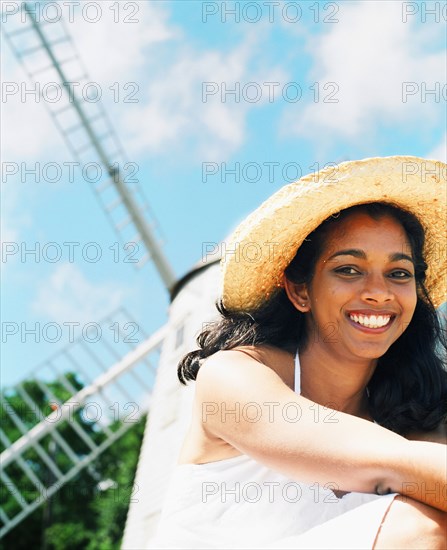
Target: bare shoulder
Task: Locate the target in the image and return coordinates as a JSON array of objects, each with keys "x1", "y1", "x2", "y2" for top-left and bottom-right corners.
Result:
[
  {"x1": 406, "y1": 422, "x2": 447, "y2": 444},
  {"x1": 195, "y1": 345, "x2": 294, "y2": 400}
]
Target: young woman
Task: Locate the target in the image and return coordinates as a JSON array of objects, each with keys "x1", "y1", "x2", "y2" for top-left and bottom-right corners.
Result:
[{"x1": 148, "y1": 156, "x2": 446, "y2": 549}]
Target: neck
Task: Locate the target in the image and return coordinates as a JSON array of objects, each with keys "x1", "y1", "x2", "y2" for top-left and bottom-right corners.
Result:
[{"x1": 298, "y1": 342, "x2": 376, "y2": 419}]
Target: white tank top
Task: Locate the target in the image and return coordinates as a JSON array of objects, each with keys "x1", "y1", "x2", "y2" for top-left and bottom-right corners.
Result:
[{"x1": 146, "y1": 351, "x2": 396, "y2": 549}]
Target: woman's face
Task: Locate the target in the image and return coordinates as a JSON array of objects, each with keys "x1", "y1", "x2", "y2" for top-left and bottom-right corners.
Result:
[{"x1": 303, "y1": 211, "x2": 418, "y2": 360}]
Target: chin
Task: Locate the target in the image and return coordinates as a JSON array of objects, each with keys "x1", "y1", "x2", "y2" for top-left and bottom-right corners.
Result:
[{"x1": 353, "y1": 346, "x2": 390, "y2": 360}]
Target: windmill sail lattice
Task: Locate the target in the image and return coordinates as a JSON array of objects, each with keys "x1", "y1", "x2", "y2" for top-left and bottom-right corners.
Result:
[
  {"x1": 0, "y1": 309, "x2": 166, "y2": 537},
  {"x1": 1, "y1": 0, "x2": 178, "y2": 538},
  {"x1": 2, "y1": 0, "x2": 175, "y2": 287}
]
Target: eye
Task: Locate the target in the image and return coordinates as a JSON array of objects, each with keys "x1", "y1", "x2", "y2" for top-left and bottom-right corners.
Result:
[
  {"x1": 389, "y1": 270, "x2": 413, "y2": 279},
  {"x1": 334, "y1": 267, "x2": 360, "y2": 276}
]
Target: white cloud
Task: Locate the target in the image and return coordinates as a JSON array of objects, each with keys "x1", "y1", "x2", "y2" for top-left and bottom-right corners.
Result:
[
  {"x1": 2, "y1": 63, "x2": 59, "y2": 160},
  {"x1": 32, "y1": 263, "x2": 128, "y2": 325},
  {"x1": 67, "y1": 1, "x2": 178, "y2": 83},
  {"x1": 282, "y1": 1, "x2": 446, "y2": 147},
  {"x1": 123, "y1": 27, "x2": 287, "y2": 161},
  {"x1": 0, "y1": 184, "x2": 29, "y2": 244},
  {"x1": 0, "y1": 179, "x2": 35, "y2": 282}
]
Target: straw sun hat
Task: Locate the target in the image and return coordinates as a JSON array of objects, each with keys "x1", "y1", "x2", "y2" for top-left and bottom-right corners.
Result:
[{"x1": 221, "y1": 156, "x2": 446, "y2": 311}]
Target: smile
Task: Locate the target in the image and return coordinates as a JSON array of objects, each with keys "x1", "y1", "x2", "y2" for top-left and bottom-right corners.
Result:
[{"x1": 348, "y1": 314, "x2": 392, "y2": 329}]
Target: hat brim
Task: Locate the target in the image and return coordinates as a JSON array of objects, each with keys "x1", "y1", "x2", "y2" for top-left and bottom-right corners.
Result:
[{"x1": 221, "y1": 156, "x2": 446, "y2": 311}]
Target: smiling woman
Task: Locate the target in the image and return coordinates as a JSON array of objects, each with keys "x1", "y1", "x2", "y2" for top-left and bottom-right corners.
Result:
[
  {"x1": 147, "y1": 157, "x2": 447, "y2": 550},
  {"x1": 287, "y1": 210, "x2": 418, "y2": 361}
]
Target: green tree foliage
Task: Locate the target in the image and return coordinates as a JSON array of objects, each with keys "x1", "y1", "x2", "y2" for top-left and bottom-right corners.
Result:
[{"x1": 1, "y1": 374, "x2": 147, "y2": 549}]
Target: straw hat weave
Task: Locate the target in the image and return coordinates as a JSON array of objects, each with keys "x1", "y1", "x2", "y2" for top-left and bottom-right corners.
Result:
[{"x1": 221, "y1": 156, "x2": 446, "y2": 311}]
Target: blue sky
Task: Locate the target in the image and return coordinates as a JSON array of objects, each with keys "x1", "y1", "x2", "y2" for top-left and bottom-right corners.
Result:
[{"x1": 2, "y1": 0, "x2": 446, "y2": 386}]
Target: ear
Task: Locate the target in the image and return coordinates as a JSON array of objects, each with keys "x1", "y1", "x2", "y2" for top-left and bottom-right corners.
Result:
[{"x1": 283, "y1": 276, "x2": 310, "y2": 312}]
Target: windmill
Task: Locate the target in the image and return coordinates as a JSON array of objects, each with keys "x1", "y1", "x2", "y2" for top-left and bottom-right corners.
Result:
[{"x1": 1, "y1": 2, "x2": 221, "y2": 546}]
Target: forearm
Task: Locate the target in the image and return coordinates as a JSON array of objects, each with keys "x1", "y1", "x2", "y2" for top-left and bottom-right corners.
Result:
[
  {"x1": 388, "y1": 440, "x2": 447, "y2": 512},
  {"x1": 238, "y1": 414, "x2": 447, "y2": 512}
]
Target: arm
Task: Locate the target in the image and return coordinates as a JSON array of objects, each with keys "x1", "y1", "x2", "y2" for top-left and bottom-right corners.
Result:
[{"x1": 196, "y1": 350, "x2": 447, "y2": 512}]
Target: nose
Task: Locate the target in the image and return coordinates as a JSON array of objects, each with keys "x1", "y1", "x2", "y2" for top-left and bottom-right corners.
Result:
[{"x1": 360, "y1": 272, "x2": 394, "y2": 304}]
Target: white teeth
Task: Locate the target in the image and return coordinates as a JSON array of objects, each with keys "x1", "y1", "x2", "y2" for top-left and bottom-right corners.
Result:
[{"x1": 349, "y1": 314, "x2": 391, "y2": 328}]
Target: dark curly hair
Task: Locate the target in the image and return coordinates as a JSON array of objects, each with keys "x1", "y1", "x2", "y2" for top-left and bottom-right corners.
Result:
[{"x1": 178, "y1": 203, "x2": 447, "y2": 436}]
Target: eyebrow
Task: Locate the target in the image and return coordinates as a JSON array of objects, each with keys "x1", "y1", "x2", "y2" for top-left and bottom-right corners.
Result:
[{"x1": 326, "y1": 248, "x2": 414, "y2": 264}]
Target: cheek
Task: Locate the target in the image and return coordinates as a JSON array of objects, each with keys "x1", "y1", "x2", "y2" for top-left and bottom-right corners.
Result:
[
  {"x1": 400, "y1": 284, "x2": 418, "y2": 315},
  {"x1": 326, "y1": 280, "x2": 351, "y2": 299},
  {"x1": 311, "y1": 278, "x2": 350, "y2": 307}
]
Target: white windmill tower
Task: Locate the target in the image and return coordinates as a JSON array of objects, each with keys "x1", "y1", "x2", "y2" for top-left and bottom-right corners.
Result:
[{"x1": 1, "y1": 2, "x2": 222, "y2": 545}]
